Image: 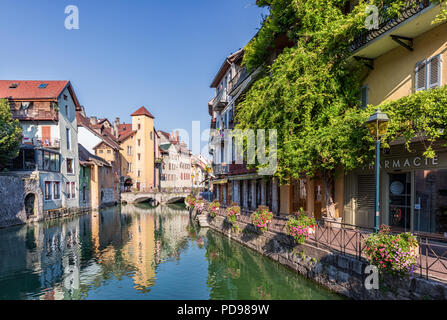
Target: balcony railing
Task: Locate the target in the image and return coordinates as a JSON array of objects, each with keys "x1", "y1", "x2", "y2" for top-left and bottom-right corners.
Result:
[
  {"x1": 12, "y1": 108, "x2": 58, "y2": 121},
  {"x1": 228, "y1": 67, "x2": 249, "y2": 93},
  {"x1": 211, "y1": 89, "x2": 228, "y2": 111},
  {"x1": 32, "y1": 137, "x2": 61, "y2": 149},
  {"x1": 350, "y1": 0, "x2": 431, "y2": 53},
  {"x1": 213, "y1": 163, "x2": 229, "y2": 175}
]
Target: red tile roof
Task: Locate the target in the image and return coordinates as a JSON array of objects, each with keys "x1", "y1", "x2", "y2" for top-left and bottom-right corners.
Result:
[
  {"x1": 118, "y1": 129, "x2": 137, "y2": 142},
  {"x1": 131, "y1": 106, "x2": 155, "y2": 118},
  {"x1": 0, "y1": 80, "x2": 69, "y2": 100},
  {"x1": 119, "y1": 123, "x2": 132, "y2": 133}
]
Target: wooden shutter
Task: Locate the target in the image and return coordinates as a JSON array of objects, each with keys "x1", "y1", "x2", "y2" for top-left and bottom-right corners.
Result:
[
  {"x1": 428, "y1": 54, "x2": 442, "y2": 89},
  {"x1": 415, "y1": 60, "x2": 427, "y2": 91},
  {"x1": 42, "y1": 126, "x2": 51, "y2": 146},
  {"x1": 356, "y1": 174, "x2": 375, "y2": 227}
]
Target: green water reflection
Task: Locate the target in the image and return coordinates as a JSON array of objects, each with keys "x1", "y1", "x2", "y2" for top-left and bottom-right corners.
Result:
[{"x1": 0, "y1": 204, "x2": 341, "y2": 300}]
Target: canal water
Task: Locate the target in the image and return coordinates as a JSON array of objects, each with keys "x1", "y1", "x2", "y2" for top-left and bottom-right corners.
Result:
[{"x1": 0, "y1": 204, "x2": 341, "y2": 300}]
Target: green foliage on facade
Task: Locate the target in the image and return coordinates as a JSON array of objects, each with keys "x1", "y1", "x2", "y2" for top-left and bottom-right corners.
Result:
[
  {"x1": 0, "y1": 98, "x2": 22, "y2": 169},
  {"x1": 235, "y1": 0, "x2": 447, "y2": 217}
]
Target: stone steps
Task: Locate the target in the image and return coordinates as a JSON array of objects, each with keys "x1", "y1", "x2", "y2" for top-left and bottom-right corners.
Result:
[{"x1": 196, "y1": 214, "x2": 209, "y2": 228}]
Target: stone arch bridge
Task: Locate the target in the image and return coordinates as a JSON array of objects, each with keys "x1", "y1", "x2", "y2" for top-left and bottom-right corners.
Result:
[{"x1": 120, "y1": 191, "x2": 189, "y2": 206}]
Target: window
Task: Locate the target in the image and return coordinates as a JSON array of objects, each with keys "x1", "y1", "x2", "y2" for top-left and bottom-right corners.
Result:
[
  {"x1": 138, "y1": 153, "x2": 141, "y2": 161},
  {"x1": 67, "y1": 158, "x2": 74, "y2": 174},
  {"x1": 107, "y1": 149, "x2": 111, "y2": 154},
  {"x1": 138, "y1": 124, "x2": 141, "y2": 130},
  {"x1": 99, "y1": 149, "x2": 103, "y2": 154},
  {"x1": 66, "y1": 182, "x2": 71, "y2": 199},
  {"x1": 66, "y1": 128, "x2": 71, "y2": 150},
  {"x1": 127, "y1": 163, "x2": 132, "y2": 172},
  {"x1": 38, "y1": 83, "x2": 48, "y2": 89},
  {"x1": 127, "y1": 146, "x2": 132, "y2": 156},
  {"x1": 360, "y1": 85, "x2": 369, "y2": 109},
  {"x1": 138, "y1": 139, "x2": 141, "y2": 146},
  {"x1": 63, "y1": 94, "x2": 68, "y2": 101},
  {"x1": 137, "y1": 170, "x2": 141, "y2": 177},
  {"x1": 150, "y1": 131, "x2": 153, "y2": 140},
  {"x1": 9, "y1": 83, "x2": 19, "y2": 89},
  {"x1": 82, "y1": 186, "x2": 86, "y2": 201},
  {"x1": 53, "y1": 182, "x2": 61, "y2": 200},
  {"x1": 71, "y1": 182, "x2": 76, "y2": 199},
  {"x1": 416, "y1": 54, "x2": 442, "y2": 91},
  {"x1": 45, "y1": 182, "x2": 52, "y2": 200}
]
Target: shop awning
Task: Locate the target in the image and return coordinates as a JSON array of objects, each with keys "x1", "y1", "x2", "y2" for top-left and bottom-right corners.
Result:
[
  {"x1": 228, "y1": 173, "x2": 260, "y2": 181},
  {"x1": 212, "y1": 179, "x2": 228, "y2": 185}
]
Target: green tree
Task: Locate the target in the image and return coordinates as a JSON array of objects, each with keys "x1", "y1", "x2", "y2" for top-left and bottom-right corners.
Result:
[
  {"x1": 236, "y1": 0, "x2": 447, "y2": 218},
  {"x1": 0, "y1": 98, "x2": 22, "y2": 169}
]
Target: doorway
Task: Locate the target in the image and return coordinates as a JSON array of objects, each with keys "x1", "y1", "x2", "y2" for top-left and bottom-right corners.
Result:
[
  {"x1": 314, "y1": 179, "x2": 323, "y2": 220},
  {"x1": 389, "y1": 173, "x2": 411, "y2": 232}
]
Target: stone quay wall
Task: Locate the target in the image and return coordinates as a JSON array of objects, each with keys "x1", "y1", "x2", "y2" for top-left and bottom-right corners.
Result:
[
  {"x1": 0, "y1": 174, "x2": 102, "y2": 228},
  {"x1": 201, "y1": 209, "x2": 447, "y2": 300}
]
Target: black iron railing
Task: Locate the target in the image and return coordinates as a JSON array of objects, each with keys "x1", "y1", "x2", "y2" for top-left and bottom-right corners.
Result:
[
  {"x1": 205, "y1": 201, "x2": 447, "y2": 283},
  {"x1": 350, "y1": 0, "x2": 432, "y2": 52}
]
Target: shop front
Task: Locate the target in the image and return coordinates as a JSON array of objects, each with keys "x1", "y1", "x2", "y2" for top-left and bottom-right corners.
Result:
[{"x1": 344, "y1": 142, "x2": 447, "y2": 237}]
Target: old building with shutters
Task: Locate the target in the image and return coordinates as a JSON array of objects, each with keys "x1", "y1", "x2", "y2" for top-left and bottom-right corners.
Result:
[
  {"x1": 341, "y1": 1, "x2": 447, "y2": 237},
  {"x1": 0, "y1": 80, "x2": 81, "y2": 213}
]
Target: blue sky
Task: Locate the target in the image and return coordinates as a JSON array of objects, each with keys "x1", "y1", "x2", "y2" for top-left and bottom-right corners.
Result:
[{"x1": 0, "y1": 0, "x2": 267, "y2": 152}]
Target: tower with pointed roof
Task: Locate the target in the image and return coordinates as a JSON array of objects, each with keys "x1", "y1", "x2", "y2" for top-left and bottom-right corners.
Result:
[{"x1": 119, "y1": 106, "x2": 156, "y2": 191}]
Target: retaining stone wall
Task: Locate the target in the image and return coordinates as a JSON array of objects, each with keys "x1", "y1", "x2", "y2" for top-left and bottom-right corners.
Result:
[{"x1": 204, "y1": 210, "x2": 447, "y2": 300}]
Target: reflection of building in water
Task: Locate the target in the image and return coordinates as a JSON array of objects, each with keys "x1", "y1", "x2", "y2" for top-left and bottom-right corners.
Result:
[
  {"x1": 25, "y1": 217, "x2": 83, "y2": 300},
  {"x1": 121, "y1": 212, "x2": 156, "y2": 292}
]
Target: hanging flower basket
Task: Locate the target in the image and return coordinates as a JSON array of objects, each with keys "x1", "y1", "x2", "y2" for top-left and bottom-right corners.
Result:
[
  {"x1": 226, "y1": 204, "x2": 241, "y2": 225},
  {"x1": 250, "y1": 206, "x2": 274, "y2": 233},
  {"x1": 363, "y1": 225, "x2": 419, "y2": 277},
  {"x1": 208, "y1": 200, "x2": 221, "y2": 218},
  {"x1": 286, "y1": 211, "x2": 316, "y2": 245},
  {"x1": 195, "y1": 199, "x2": 205, "y2": 213},
  {"x1": 185, "y1": 195, "x2": 196, "y2": 210}
]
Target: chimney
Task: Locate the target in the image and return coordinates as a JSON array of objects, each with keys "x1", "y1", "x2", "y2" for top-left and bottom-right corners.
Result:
[
  {"x1": 114, "y1": 117, "x2": 120, "y2": 139},
  {"x1": 90, "y1": 116, "x2": 97, "y2": 125},
  {"x1": 175, "y1": 130, "x2": 179, "y2": 143}
]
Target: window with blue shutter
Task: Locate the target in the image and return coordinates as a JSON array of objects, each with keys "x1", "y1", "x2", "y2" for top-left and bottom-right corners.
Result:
[{"x1": 360, "y1": 85, "x2": 369, "y2": 108}]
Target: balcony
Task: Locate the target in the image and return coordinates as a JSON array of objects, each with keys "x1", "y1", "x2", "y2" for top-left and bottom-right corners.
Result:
[
  {"x1": 228, "y1": 67, "x2": 249, "y2": 94},
  {"x1": 229, "y1": 163, "x2": 257, "y2": 176},
  {"x1": 350, "y1": 0, "x2": 441, "y2": 59},
  {"x1": 12, "y1": 108, "x2": 58, "y2": 121},
  {"x1": 213, "y1": 163, "x2": 229, "y2": 176},
  {"x1": 210, "y1": 89, "x2": 228, "y2": 112},
  {"x1": 32, "y1": 137, "x2": 60, "y2": 149}
]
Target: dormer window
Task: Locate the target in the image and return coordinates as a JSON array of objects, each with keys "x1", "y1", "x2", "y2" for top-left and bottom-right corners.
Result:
[
  {"x1": 21, "y1": 102, "x2": 32, "y2": 110},
  {"x1": 38, "y1": 83, "x2": 48, "y2": 89},
  {"x1": 9, "y1": 83, "x2": 19, "y2": 89}
]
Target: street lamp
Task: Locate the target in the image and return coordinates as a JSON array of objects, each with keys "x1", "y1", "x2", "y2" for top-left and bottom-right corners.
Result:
[{"x1": 365, "y1": 109, "x2": 390, "y2": 233}]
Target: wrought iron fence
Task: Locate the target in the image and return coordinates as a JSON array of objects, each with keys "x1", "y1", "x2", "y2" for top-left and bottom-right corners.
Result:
[{"x1": 205, "y1": 200, "x2": 447, "y2": 282}]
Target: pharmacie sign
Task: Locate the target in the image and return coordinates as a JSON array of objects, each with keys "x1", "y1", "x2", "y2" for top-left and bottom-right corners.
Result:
[{"x1": 363, "y1": 154, "x2": 441, "y2": 171}]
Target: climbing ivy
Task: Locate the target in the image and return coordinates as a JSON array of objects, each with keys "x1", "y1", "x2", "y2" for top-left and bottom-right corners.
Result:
[{"x1": 235, "y1": 0, "x2": 447, "y2": 218}]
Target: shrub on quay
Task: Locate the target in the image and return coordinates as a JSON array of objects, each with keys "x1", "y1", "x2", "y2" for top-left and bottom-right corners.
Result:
[
  {"x1": 251, "y1": 205, "x2": 274, "y2": 233},
  {"x1": 208, "y1": 200, "x2": 221, "y2": 217},
  {"x1": 286, "y1": 211, "x2": 316, "y2": 244},
  {"x1": 363, "y1": 225, "x2": 419, "y2": 277}
]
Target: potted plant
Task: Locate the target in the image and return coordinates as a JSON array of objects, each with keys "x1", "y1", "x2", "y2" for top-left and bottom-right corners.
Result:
[
  {"x1": 286, "y1": 211, "x2": 316, "y2": 244},
  {"x1": 250, "y1": 205, "x2": 274, "y2": 233},
  {"x1": 208, "y1": 200, "x2": 221, "y2": 218},
  {"x1": 363, "y1": 225, "x2": 419, "y2": 277}
]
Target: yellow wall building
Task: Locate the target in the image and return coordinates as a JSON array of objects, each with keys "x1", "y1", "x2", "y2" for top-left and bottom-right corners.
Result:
[{"x1": 118, "y1": 106, "x2": 156, "y2": 191}]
